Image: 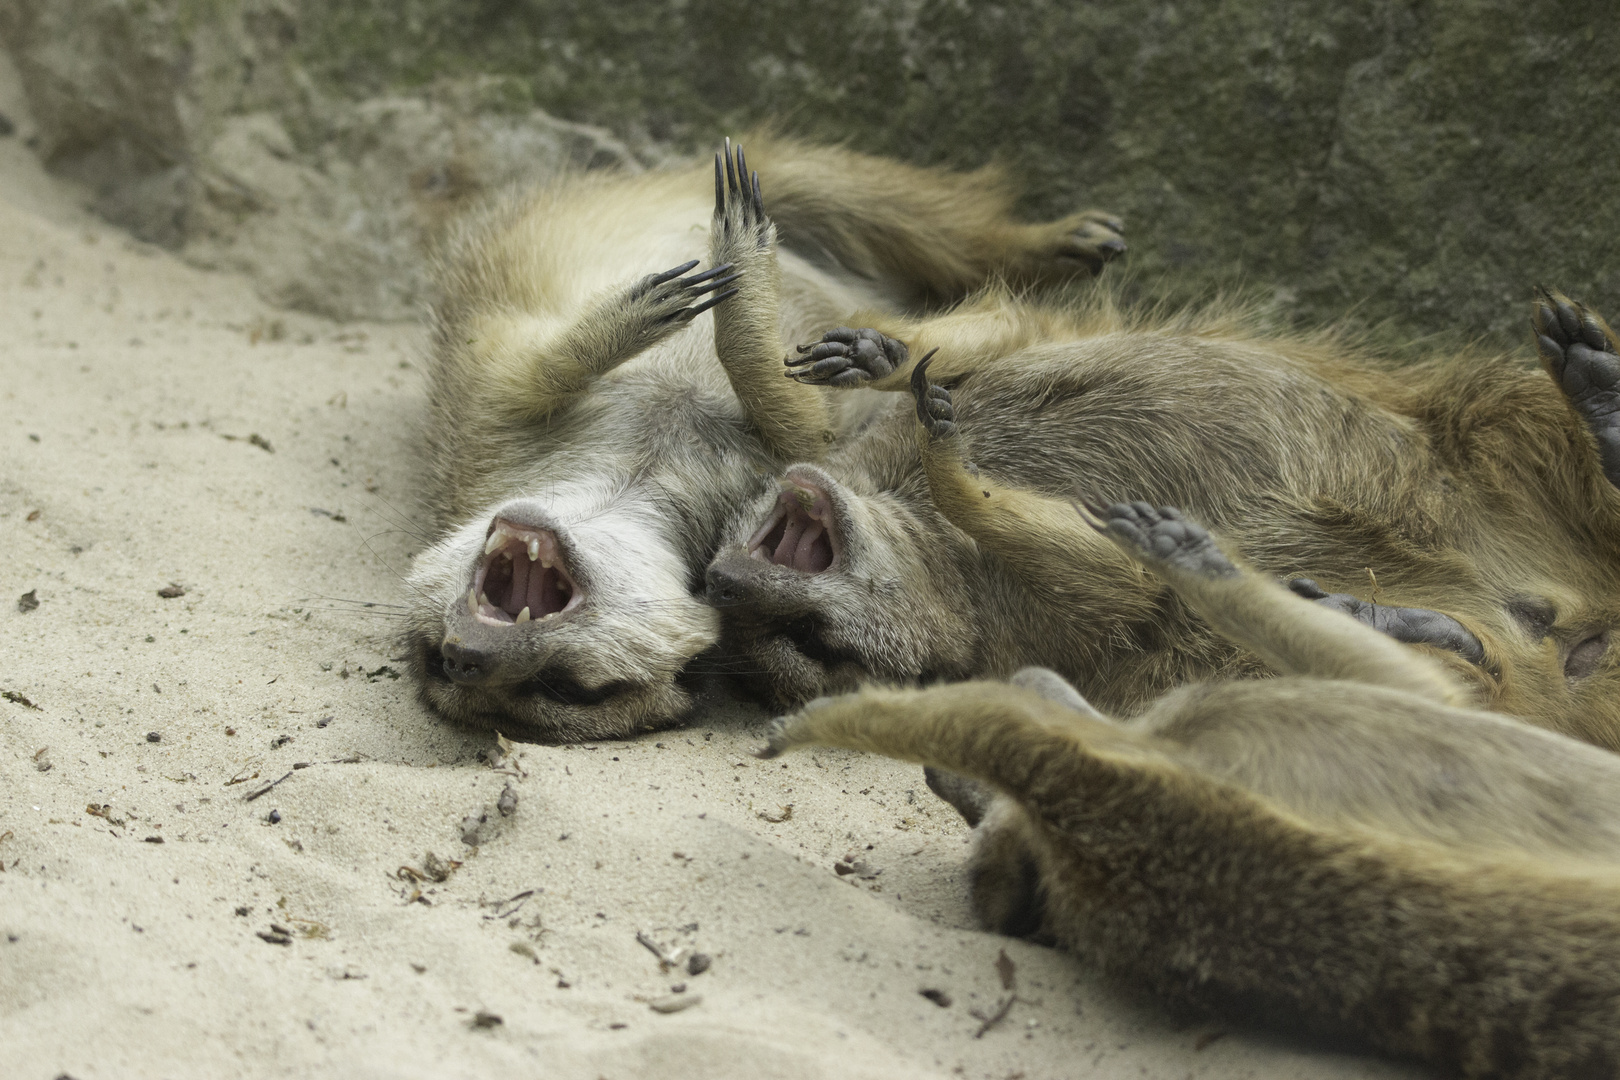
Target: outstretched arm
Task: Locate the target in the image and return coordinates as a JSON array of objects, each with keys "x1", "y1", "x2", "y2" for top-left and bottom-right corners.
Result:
[
  {"x1": 474, "y1": 260, "x2": 735, "y2": 421},
  {"x1": 708, "y1": 140, "x2": 837, "y2": 462},
  {"x1": 1088, "y1": 502, "x2": 1469, "y2": 705}
]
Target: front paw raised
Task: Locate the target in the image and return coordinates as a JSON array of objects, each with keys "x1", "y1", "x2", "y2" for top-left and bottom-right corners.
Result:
[
  {"x1": 627, "y1": 259, "x2": 739, "y2": 331},
  {"x1": 713, "y1": 138, "x2": 772, "y2": 259},
  {"x1": 785, "y1": 327, "x2": 908, "y2": 387}
]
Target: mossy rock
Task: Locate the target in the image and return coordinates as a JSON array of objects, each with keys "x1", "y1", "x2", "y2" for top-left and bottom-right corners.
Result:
[{"x1": 298, "y1": 0, "x2": 1620, "y2": 348}]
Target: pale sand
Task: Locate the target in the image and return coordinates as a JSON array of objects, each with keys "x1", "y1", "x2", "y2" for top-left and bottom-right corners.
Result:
[{"x1": 0, "y1": 77, "x2": 1423, "y2": 1080}]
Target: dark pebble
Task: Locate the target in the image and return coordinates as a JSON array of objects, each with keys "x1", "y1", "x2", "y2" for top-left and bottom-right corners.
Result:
[
  {"x1": 268, "y1": 810, "x2": 281, "y2": 824},
  {"x1": 146, "y1": 731, "x2": 161, "y2": 743}
]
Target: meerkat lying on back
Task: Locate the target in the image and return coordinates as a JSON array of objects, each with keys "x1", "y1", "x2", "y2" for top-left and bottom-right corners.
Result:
[
  {"x1": 401, "y1": 137, "x2": 1125, "y2": 740},
  {"x1": 761, "y1": 501, "x2": 1620, "y2": 1078},
  {"x1": 706, "y1": 289, "x2": 1620, "y2": 749}
]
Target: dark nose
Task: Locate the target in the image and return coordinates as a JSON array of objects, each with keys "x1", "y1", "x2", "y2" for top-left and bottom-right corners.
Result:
[
  {"x1": 441, "y1": 639, "x2": 493, "y2": 685},
  {"x1": 705, "y1": 562, "x2": 754, "y2": 608}
]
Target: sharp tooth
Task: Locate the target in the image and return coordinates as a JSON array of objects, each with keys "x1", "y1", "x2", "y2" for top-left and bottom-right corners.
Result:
[
  {"x1": 467, "y1": 589, "x2": 478, "y2": 615},
  {"x1": 484, "y1": 532, "x2": 504, "y2": 555},
  {"x1": 479, "y1": 591, "x2": 491, "y2": 607},
  {"x1": 527, "y1": 538, "x2": 540, "y2": 562},
  {"x1": 516, "y1": 607, "x2": 531, "y2": 623}
]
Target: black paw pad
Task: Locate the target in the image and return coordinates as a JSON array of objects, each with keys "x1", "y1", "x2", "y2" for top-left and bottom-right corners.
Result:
[
  {"x1": 1532, "y1": 288, "x2": 1620, "y2": 486},
  {"x1": 1098, "y1": 502, "x2": 1238, "y2": 579},
  {"x1": 785, "y1": 327, "x2": 908, "y2": 387}
]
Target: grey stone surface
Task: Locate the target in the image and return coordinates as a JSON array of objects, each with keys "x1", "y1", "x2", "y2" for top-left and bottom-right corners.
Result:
[
  {"x1": 293, "y1": 0, "x2": 1620, "y2": 346},
  {"x1": 1, "y1": 0, "x2": 1614, "y2": 339},
  {"x1": 0, "y1": 0, "x2": 634, "y2": 320}
]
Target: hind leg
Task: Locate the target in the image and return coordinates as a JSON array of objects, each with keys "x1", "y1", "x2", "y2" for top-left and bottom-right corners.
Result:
[
  {"x1": 742, "y1": 136, "x2": 1124, "y2": 302},
  {"x1": 1532, "y1": 288, "x2": 1620, "y2": 487},
  {"x1": 1091, "y1": 502, "x2": 1467, "y2": 704}
]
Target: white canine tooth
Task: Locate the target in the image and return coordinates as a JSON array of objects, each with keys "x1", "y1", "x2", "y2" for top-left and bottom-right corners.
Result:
[
  {"x1": 527, "y1": 538, "x2": 540, "y2": 562},
  {"x1": 516, "y1": 607, "x2": 531, "y2": 623},
  {"x1": 467, "y1": 589, "x2": 478, "y2": 615},
  {"x1": 484, "y1": 532, "x2": 504, "y2": 555},
  {"x1": 479, "y1": 591, "x2": 491, "y2": 607}
]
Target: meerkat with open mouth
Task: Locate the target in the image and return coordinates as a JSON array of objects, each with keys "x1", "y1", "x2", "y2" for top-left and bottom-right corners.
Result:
[
  {"x1": 402, "y1": 136, "x2": 1126, "y2": 740},
  {"x1": 761, "y1": 500, "x2": 1620, "y2": 1077},
  {"x1": 707, "y1": 289, "x2": 1620, "y2": 749}
]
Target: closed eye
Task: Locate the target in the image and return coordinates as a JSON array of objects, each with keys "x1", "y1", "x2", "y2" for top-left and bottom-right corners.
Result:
[
  {"x1": 1565, "y1": 632, "x2": 1610, "y2": 679},
  {"x1": 513, "y1": 669, "x2": 632, "y2": 707}
]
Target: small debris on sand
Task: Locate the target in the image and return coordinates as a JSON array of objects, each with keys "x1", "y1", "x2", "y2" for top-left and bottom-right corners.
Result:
[
  {"x1": 920, "y1": 988, "x2": 952, "y2": 1008},
  {"x1": 16, "y1": 589, "x2": 38, "y2": 613},
  {"x1": 648, "y1": 993, "x2": 702, "y2": 1014},
  {"x1": 157, "y1": 583, "x2": 186, "y2": 598}
]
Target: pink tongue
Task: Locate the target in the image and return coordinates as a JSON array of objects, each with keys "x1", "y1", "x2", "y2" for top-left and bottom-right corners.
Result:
[
  {"x1": 506, "y1": 553, "x2": 531, "y2": 616},
  {"x1": 772, "y1": 515, "x2": 808, "y2": 566},
  {"x1": 534, "y1": 566, "x2": 569, "y2": 616},
  {"x1": 794, "y1": 523, "x2": 829, "y2": 572}
]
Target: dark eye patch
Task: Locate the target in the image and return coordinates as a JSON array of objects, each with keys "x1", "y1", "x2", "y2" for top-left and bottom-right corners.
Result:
[
  {"x1": 1565, "y1": 633, "x2": 1610, "y2": 680},
  {"x1": 513, "y1": 668, "x2": 631, "y2": 707},
  {"x1": 1506, "y1": 595, "x2": 1557, "y2": 641}
]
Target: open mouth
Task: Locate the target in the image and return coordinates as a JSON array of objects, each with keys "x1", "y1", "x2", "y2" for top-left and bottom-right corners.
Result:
[
  {"x1": 747, "y1": 480, "x2": 839, "y2": 573},
  {"x1": 469, "y1": 518, "x2": 584, "y2": 626}
]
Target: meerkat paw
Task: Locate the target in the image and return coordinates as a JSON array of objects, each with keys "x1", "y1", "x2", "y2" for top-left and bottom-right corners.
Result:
[
  {"x1": 1024, "y1": 209, "x2": 1127, "y2": 278},
  {"x1": 784, "y1": 327, "x2": 908, "y2": 387},
  {"x1": 1285, "y1": 579, "x2": 1485, "y2": 664},
  {"x1": 908, "y1": 351, "x2": 956, "y2": 439},
  {"x1": 712, "y1": 138, "x2": 774, "y2": 265},
  {"x1": 625, "y1": 259, "x2": 740, "y2": 333},
  {"x1": 1084, "y1": 501, "x2": 1239, "y2": 580},
  {"x1": 1532, "y1": 288, "x2": 1620, "y2": 486}
]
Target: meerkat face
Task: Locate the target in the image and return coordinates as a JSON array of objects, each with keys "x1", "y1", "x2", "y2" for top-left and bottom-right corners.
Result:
[
  {"x1": 1483, "y1": 592, "x2": 1620, "y2": 751},
  {"x1": 704, "y1": 464, "x2": 977, "y2": 706},
  {"x1": 404, "y1": 496, "x2": 719, "y2": 741}
]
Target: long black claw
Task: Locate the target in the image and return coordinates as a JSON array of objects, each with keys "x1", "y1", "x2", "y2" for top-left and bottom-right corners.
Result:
[
  {"x1": 723, "y1": 137, "x2": 737, "y2": 197},
  {"x1": 714, "y1": 153, "x2": 725, "y2": 212},
  {"x1": 691, "y1": 272, "x2": 742, "y2": 297},
  {"x1": 688, "y1": 288, "x2": 738, "y2": 318},
  {"x1": 751, "y1": 171, "x2": 764, "y2": 224},
  {"x1": 650, "y1": 259, "x2": 700, "y2": 287},
  {"x1": 909, "y1": 349, "x2": 939, "y2": 402},
  {"x1": 1071, "y1": 497, "x2": 1109, "y2": 531},
  {"x1": 682, "y1": 262, "x2": 735, "y2": 288},
  {"x1": 910, "y1": 349, "x2": 941, "y2": 426},
  {"x1": 735, "y1": 144, "x2": 749, "y2": 198}
]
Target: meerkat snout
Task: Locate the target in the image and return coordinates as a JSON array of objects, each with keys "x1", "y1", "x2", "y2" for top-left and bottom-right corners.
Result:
[{"x1": 440, "y1": 639, "x2": 494, "y2": 685}]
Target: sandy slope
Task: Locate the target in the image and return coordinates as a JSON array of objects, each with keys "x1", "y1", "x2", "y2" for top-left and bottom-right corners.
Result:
[{"x1": 0, "y1": 82, "x2": 1423, "y2": 1080}]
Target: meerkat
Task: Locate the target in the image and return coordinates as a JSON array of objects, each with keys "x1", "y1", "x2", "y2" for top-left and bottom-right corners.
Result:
[
  {"x1": 400, "y1": 136, "x2": 1126, "y2": 740},
  {"x1": 759, "y1": 501, "x2": 1620, "y2": 1078},
  {"x1": 704, "y1": 288, "x2": 1620, "y2": 749}
]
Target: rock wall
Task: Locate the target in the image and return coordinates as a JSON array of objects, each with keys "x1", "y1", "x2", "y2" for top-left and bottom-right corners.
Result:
[
  {"x1": 0, "y1": 0, "x2": 634, "y2": 320},
  {"x1": 2, "y1": 0, "x2": 1615, "y2": 342}
]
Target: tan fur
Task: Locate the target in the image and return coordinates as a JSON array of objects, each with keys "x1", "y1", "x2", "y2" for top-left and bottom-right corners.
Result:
[
  {"x1": 761, "y1": 514, "x2": 1620, "y2": 1077},
  {"x1": 707, "y1": 288, "x2": 1620, "y2": 749},
  {"x1": 403, "y1": 137, "x2": 1124, "y2": 740}
]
